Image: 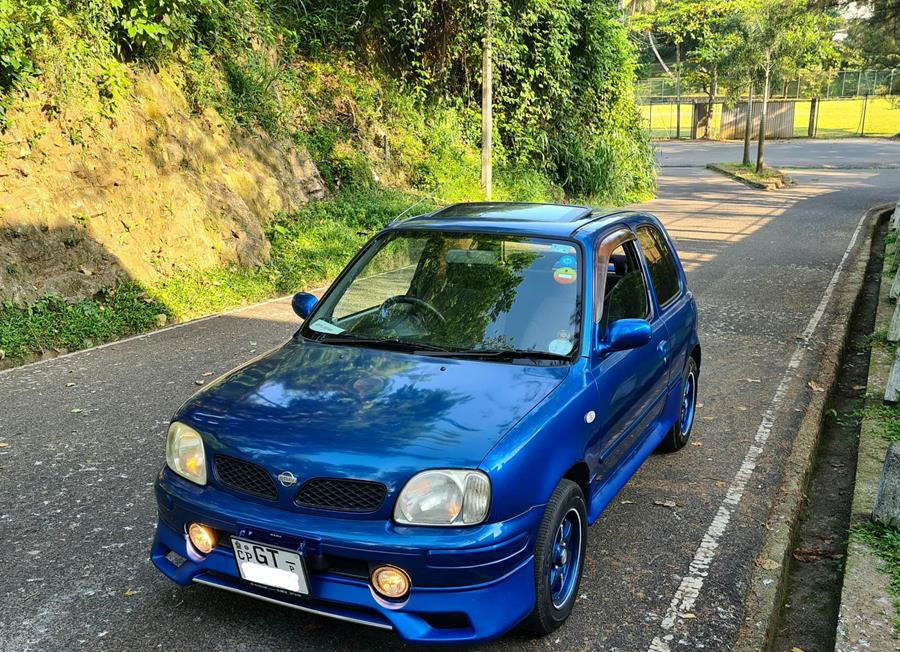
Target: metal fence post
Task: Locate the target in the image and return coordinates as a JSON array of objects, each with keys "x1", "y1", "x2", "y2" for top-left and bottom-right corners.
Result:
[
  {"x1": 841, "y1": 72, "x2": 846, "y2": 97},
  {"x1": 857, "y1": 70, "x2": 862, "y2": 97},
  {"x1": 861, "y1": 93, "x2": 869, "y2": 136},
  {"x1": 891, "y1": 69, "x2": 896, "y2": 96}
]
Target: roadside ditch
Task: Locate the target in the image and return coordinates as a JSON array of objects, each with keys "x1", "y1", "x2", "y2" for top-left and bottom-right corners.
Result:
[{"x1": 771, "y1": 216, "x2": 888, "y2": 651}]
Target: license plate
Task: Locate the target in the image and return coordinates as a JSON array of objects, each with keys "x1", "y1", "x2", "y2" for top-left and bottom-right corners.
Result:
[{"x1": 231, "y1": 537, "x2": 309, "y2": 595}]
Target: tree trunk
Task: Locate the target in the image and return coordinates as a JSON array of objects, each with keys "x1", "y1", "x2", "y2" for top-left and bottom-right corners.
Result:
[
  {"x1": 481, "y1": 5, "x2": 493, "y2": 200},
  {"x1": 742, "y1": 83, "x2": 753, "y2": 166},
  {"x1": 647, "y1": 31, "x2": 674, "y2": 78},
  {"x1": 756, "y1": 66, "x2": 770, "y2": 174},
  {"x1": 703, "y1": 69, "x2": 718, "y2": 140},
  {"x1": 675, "y1": 44, "x2": 682, "y2": 139}
]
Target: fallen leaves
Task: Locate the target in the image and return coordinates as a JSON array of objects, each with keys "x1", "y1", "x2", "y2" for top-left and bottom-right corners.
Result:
[
  {"x1": 654, "y1": 500, "x2": 677, "y2": 509},
  {"x1": 679, "y1": 612, "x2": 696, "y2": 619},
  {"x1": 195, "y1": 380, "x2": 205, "y2": 386},
  {"x1": 0, "y1": 442, "x2": 9, "y2": 448},
  {"x1": 70, "y1": 408, "x2": 82, "y2": 414},
  {"x1": 620, "y1": 500, "x2": 635, "y2": 505},
  {"x1": 754, "y1": 557, "x2": 781, "y2": 571},
  {"x1": 808, "y1": 380, "x2": 825, "y2": 392},
  {"x1": 65, "y1": 382, "x2": 76, "y2": 388},
  {"x1": 792, "y1": 547, "x2": 843, "y2": 562}
]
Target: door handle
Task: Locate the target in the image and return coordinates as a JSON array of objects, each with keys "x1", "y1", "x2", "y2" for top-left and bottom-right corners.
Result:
[{"x1": 657, "y1": 341, "x2": 669, "y2": 360}]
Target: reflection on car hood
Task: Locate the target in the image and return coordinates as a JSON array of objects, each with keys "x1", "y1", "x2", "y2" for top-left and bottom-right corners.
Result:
[{"x1": 176, "y1": 338, "x2": 569, "y2": 485}]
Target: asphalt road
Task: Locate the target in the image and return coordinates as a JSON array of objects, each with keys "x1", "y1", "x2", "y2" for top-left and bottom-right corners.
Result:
[{"x1": 2, "y1": 140, "x2": 899, "y2": 652}]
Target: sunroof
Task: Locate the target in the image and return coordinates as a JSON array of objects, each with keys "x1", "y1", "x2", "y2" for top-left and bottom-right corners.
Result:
[{"x1": 431, "y1": 202, "x2": 593, "y2": 223}]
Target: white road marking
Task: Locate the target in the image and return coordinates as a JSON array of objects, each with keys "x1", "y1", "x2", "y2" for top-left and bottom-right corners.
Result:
[{"x1": 646, "y1": 207, "x2": 870, "y2": 652}]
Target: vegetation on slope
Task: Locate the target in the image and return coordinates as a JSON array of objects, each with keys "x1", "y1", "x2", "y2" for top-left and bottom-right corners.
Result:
[{"x1": 0, "y1": 1, "x2": 656, "y2": 363}]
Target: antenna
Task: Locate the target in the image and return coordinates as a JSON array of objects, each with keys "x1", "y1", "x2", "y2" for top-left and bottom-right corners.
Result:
[{"x1": 389, "y1": 197, "x2": 430, "y2": 225}]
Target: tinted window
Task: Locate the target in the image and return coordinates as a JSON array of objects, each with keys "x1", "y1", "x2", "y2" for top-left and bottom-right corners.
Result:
[
  {"x1": 303, "y1": 232, "x2": 582, "y2": 357},
  {"x1": 602, "y1": 242, "x2": 650, "y2": 332},
  {"x1": 637, "y1": 226, "x2": 681, "y2": 306}
]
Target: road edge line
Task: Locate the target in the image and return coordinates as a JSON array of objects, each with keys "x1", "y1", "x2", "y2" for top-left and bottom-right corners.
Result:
[{"x1": 732, "y1": 203, "x2": 893, "y2": 652}]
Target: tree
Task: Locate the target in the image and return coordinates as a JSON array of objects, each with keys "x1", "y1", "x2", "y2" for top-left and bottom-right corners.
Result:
[{"x1": 737, "y1": 0, "x2": 837, "y2": 172}]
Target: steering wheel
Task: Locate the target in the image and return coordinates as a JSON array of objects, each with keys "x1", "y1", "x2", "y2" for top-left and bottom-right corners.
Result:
[{"x1": 379, "y1": 295, "x2": 446, "y2": 325}]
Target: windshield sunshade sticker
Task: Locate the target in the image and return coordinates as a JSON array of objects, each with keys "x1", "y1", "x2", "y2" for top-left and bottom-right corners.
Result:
[
  {"x1": 310, "y1": 319, "x2": 345, "y2": 334},
  {"x1": 553, "y1": 267, "x2": 577, "y2": 285},
  {"x1": 548, "y1": 331, "x2": 574, "y2": 355},
  {"x1": 550, "y1": 243, "x2": 577, "y2": 254}
]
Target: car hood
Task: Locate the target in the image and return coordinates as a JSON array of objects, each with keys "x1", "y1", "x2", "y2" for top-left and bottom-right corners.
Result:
[{"x1": 176, "y1": 338, "x2": 568, "y2": 490}]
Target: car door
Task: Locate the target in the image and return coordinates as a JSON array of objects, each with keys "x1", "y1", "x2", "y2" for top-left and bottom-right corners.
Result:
[
  {"x1": 588, "y1": 229, "x2": 671, "y2": 475},
  {"x1": 636, "y1": 222, "x2": 692, "y2": 388}
]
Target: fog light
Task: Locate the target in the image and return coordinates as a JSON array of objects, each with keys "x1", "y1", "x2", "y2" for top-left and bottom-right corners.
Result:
[
  {"x1": 371, "y1": 565, "x2": 411, "y2": 599},
  {"x1": 188, "y1": 523, "x2": 217, "y2": 554}
]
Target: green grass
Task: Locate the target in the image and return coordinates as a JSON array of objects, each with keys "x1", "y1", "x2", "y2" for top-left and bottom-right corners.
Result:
[
  {"x1": 852, "y1": 521, "x2": 900, "y2": 631},
  {"x1": 641, "y1": 97, "x2": 900, "y2": 140},
  {"x1": 715, "y1": 162, "x2": 784, "y2": 182},
  {"x1": 855, "y1": 404, "x2": 900, "y2": 443},
  {"x1": 0, "y1": 189, "x2": 428, "y2": 362},
  {"x1": 154, "y1": 189, "x2": 430, "y2": 321},
  {"x1": 0, "y1": 283, "x2": 167, "y2": 361}
]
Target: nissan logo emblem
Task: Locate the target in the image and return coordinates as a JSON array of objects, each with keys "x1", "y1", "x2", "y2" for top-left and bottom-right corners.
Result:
[{"x1": 277, "y1": 471, "x2": 298, "y2": 487}]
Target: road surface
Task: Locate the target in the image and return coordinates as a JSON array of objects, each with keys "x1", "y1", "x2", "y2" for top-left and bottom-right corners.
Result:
[{"x1": 2, "y1": 140, "x2": 899, "y2": 652}]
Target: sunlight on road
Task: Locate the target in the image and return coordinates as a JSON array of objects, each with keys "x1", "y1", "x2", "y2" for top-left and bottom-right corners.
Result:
[{"x1": 640, "y1": 170, "x2": 881, "y2": 272}]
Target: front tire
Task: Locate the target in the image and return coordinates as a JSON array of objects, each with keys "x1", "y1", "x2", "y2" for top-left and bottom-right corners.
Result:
[
  {"x1": 522, "y1": 479, "x2": 587, "y2": 635},
  {"x1": 658, "y1": 357, "x2": 699, "y2": 453}
]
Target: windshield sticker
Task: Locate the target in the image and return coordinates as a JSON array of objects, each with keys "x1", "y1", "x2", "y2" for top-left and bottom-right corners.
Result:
[
  {"x1": 549, "y1": 331, "x2": 573, "y2": 355},
  {"x1": 310, "y1": 319, "x2": 345, "y2": 334},
  {"x1": 553, "y1": 254, "x2": 577, "y2": 269},
  {"x1": 553, "y1": 267, "x2": 577, "y2": 285},
  {"x1": 550, "y1": 243, "x2": 577, "y2": 254}
]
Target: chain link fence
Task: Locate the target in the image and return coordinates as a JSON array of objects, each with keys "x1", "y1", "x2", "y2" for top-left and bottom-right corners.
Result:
[
  {"x1": 640, "y1": 96, "x2": 900, "y2": 140},
  {"x1": 637, "y1": 69, "x2": 900, "y2": 101}
]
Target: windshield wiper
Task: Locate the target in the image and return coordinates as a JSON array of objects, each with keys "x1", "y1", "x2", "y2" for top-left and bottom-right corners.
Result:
[
  {"x1": 315, "y1": 335, "x2": 446, "y2": 352},
  {"x1": 424, "y1": 349, "x2": 570, "y2": 362}
]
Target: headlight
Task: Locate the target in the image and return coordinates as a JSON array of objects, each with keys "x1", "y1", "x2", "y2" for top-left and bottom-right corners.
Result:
[
  {"x1": 394, "y1": 470, "x2": 490, "y2": 526},
  {"x1": 166, "y1": 421, "x2": 207, "y2": 485}
]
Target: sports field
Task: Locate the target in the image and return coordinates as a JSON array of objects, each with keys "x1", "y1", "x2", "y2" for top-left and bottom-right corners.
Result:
[{"x1": 641, "y1": 97, "x2": 900, "y2": 139}]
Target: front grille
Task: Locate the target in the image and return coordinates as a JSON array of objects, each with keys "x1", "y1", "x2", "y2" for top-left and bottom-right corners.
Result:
[
  {"x1": 295, "y1": 478, "x2": 387, "y2": 513},
  {"x1": 214, "y1": 455, "x2": 278, "y2": 499}
]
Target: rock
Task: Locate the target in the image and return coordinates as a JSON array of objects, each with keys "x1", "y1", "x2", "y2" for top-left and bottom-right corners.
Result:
[{"x1": 872, "y1": 442, "x2": 900, "y2": 527}]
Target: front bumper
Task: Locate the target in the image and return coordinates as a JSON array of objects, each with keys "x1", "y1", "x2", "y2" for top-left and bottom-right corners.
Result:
[{"x1": 151, "y1": 468, "x2": 540, "y2": 643}]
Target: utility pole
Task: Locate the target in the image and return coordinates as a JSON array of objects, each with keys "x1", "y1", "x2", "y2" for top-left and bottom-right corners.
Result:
[{"x1": 481, "y1": 2, "x2": 493, "y2": 200}]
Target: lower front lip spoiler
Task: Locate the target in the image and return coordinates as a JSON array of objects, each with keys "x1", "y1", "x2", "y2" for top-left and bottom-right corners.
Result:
[{"x1": 192, "y1": 573, "x2": 393, "y2": 631}]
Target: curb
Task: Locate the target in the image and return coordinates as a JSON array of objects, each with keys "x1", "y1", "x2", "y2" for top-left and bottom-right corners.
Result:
[
  {"x1": 705, "y1": 163, "x2": 792, "y2": 190},
  {"x1": 835, "y1": 222, "x2": 899, "y2": 650},
  {"x1": 733, "y1": 203, "x2": 894, "y2": 652}
]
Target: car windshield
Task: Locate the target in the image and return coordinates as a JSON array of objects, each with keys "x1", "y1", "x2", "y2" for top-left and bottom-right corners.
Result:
[{"x1": 301, "y1": 231, "x2": 582, "y2": 360}]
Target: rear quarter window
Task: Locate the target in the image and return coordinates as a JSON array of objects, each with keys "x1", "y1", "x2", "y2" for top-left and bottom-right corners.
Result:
[{"x1": 637, "y1": 225, "x2": 681, "y2": 306}]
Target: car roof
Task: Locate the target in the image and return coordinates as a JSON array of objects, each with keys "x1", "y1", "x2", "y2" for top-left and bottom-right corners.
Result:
[{"x1": 390, "y1": 202, "x2": 642, "y2": 239}]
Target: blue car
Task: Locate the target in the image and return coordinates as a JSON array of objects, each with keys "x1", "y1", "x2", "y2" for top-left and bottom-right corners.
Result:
[{"x1": 151, "y1": 202, "x2": 700, "y2": 643}]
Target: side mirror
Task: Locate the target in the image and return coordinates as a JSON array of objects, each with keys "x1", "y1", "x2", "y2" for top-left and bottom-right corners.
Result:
[
  {"x1": 601, "y1": 319, "x2": 652, "y2": 353},
  {"x1": 291, "y1": 292, "x2": 318, "y2": 320}
]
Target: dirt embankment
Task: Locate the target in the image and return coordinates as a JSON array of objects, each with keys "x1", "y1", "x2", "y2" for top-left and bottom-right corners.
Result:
[{"x1": 0, "y1": 69, "x2": 325, "y2": 305}]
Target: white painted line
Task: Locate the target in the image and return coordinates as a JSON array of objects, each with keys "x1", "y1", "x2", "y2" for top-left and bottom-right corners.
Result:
[
  {"x1": 646, "y1": 207, "x2": 870, "y2": 652},
  {"x1": 0, "y1": 285, "x2": 328, "y2": 377}
]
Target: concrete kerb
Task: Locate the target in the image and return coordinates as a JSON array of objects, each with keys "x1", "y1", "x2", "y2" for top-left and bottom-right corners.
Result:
[
  {"x1": 835, "y1": 208, "x2": 900, "y2": 651},
  {"x1": 732, "y1": 203, "x2": 893, "y2": 652}
]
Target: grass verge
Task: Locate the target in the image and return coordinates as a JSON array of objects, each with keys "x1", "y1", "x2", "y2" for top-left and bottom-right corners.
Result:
[
  {"x1": 851, "y1": 522, "x2": 900, "y2": 630},
  {"x1": 707, "y1": 162, "x2": 792, "y2": 190},
  {"x1": 0, "y1": 189, "x2": 431, "y2": 364}
]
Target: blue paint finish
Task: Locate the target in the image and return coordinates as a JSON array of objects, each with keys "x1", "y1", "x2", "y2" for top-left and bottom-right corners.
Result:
[
  {"x1": 151, "y1": 203, "x2": 700, "y2": 643},
  {"x1": 291, "y1": 291, "x2": 318, "y2": 319}
]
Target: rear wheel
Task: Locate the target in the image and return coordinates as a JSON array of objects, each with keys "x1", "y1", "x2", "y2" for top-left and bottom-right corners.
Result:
[
  {"x1": 658, "y1": 357, "x2": 699, "y2": 453},
  {"x1": 522, "y1": 479, "x2": 587, "y2": 635}
]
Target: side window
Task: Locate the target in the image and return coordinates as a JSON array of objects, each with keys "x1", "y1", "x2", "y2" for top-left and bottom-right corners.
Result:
[
  {"x1": 637, "y1": 226, "x2": 681, "y2": 306},
  {"x1": 602, "y1": 241, "x2": 650, "y2": 332}
]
